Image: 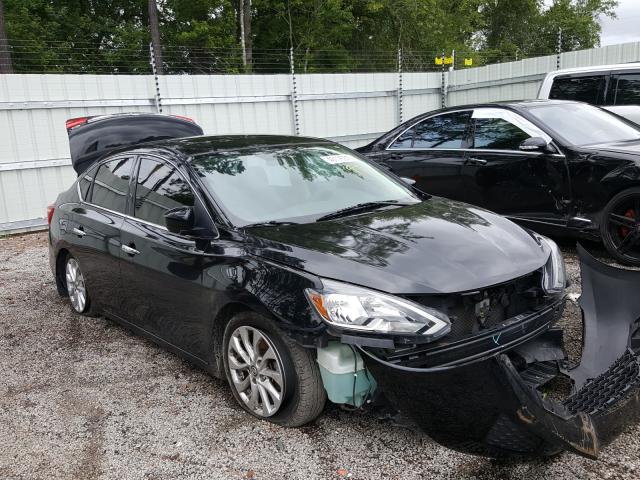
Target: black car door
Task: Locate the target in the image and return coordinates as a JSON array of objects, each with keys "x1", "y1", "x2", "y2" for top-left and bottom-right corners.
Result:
[
  {"x1": 369, "y1": 110, "x2": 473, "y2": 200},
  {"x1": 70, "y1": 156, "x2": 135, "y2": 315},
  {"x1": 461, "y1": 108, "x2": 570, "y2": 222},
  {"x1": 118, "y1": 155, "x2": 216, "y2": 360}
]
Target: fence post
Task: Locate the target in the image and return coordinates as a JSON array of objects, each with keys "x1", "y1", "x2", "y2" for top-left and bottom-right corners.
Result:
[
  {"x1": 441, "y1": 49, "x2": 447, "y2": 108},
  {"x1": 149, "y1": 42, "x2": 163, "y2": 113},
  {"x1": 289, "y1": 46, "x2": 301, "y2": 135},
  {"x1": 556, "y1": 28, "x2": 562, "y2": 70},
  {"x1": 397, "y1": 47, "x2": 403, "y2": 124}
]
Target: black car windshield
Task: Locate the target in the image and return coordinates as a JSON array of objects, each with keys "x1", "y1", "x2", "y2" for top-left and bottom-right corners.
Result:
[
  {"x1": 527, "y1": 102, "x2": 640, "y2": 146},
  {"x1": 191, "y1": 143, "x2": 419, "y2": 225}
]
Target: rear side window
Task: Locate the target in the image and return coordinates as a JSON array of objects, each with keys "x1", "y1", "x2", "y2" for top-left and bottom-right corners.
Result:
[
  {"x1": 134, "y1": 158, "x2": 195, "y2": 227},
  {"x1": 549, "y1": 75, "x2": 605, "y2": 104},
  {"x1": 90, "y1": 158, "x2": 134, "y2": 213},
  {"x1": 389, "y1": 111, "x2": 471, "y2": 149},
  {"x1": 78, "y1": 165, "x2": 97, "y2": 200},
  {"x1": 612, "y1": 74, "x2": 640, "y2": 105}
]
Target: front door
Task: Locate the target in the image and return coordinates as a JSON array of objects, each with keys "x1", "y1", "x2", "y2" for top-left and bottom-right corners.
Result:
[
  {"x1": 461, "y1": 108, "x2": 570, "y2": 222},
  {"x1": 371, "y1": 110, "x2": 473, "y2": 200},
  {"x1": 118, "y1": 155, "x2": 214, "y2": 360}
]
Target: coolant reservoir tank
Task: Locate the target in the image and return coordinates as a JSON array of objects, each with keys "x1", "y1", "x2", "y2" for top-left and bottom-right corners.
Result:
[{"x1": 316, "y1": 341, "x2": 377, "y2": 407}]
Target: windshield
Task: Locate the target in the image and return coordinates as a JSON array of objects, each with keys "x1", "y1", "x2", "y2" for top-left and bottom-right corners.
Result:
[
  {"x1": 191, "y1": 143, "x2": 419, "y2": 226},
  {"x1": 527, "y1": 102, "x2": 640, "y2": 146}
]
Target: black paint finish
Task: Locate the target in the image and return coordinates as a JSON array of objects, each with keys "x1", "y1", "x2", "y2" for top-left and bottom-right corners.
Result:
[
  {"x1": 358, "y1": 100, "x2": 640, "y2": 238},
  {"x1": 47, "y1": 132, "x2": 639, "y2": 459}
]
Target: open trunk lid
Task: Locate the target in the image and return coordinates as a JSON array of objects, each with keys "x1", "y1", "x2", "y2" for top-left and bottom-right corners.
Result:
[{"x1": 66, "y1": 113, "x2": 204, "y2": 174}]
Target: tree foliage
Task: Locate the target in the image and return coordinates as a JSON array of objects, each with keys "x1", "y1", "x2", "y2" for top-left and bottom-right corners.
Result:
[{"x1": 0, "y1": 0, "x2": 618, "y2": 73}]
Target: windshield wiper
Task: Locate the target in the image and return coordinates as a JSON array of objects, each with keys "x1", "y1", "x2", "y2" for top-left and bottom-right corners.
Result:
[
  {"x1": 243, "y1": 220, "x2": 299, "y2": 228},
  {"x1": 315, "y1": 200, "x2": 415, "y2": 222}
]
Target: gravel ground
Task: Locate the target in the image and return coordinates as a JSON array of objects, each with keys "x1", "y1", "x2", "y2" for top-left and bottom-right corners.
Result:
[{"x1": 1, "y1": 232, "x2": 639, "y2": 480}]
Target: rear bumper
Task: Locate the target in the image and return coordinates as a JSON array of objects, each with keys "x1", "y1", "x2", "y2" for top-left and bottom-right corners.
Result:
[{"x1": 363, "y1": 246, "x2": 640, "y2": 459}]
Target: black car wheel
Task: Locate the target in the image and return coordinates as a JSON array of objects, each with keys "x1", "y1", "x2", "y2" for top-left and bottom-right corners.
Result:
[
  {"x1": 63, "y1": 254, "x2": 94, "y2": 315},
  {"x1": 601, "y1": 187, "x2": 640, "y2": 266},
  {"x1": 222, "y1": 311, "x2": 326, "y2": 427}
]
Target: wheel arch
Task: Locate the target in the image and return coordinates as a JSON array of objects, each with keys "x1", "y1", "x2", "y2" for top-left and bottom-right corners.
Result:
[
  {"x1": 55, "y1": 248, "x2": 71, "y2": 296},
  {"x1": 209, "y1": 302, "x2": 256, "y2": 378}
]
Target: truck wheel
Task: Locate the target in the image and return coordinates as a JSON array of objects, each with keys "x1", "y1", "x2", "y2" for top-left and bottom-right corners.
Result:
[
  {"x1": 222, "y1": 311, "x2": 326, "y2": 427},
  {"x1": 600, "y1": 187, "x2": 640, "y2": 266}
]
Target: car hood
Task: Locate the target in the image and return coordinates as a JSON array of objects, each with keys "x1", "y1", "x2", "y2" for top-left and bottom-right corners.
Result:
[
  {"x1": 584, "y1": 139, "x2": 640, "y2": 157},
  {"x1": 245, "y1": 199, "x2": 550, "y2": 294}
]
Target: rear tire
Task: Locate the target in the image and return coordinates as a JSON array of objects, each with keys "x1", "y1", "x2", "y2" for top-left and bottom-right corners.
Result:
[
  {"x1": 63, "y1": 254, "x2": 95, "y2": 316},
  {"x1": 600, "y1": 187, "x2": 640, "y2": 266},
  {"x1": 222, "y1": 311, "x2": 326, "y2": 427}
]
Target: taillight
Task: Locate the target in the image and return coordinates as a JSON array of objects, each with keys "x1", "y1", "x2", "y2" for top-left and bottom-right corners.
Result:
[
  {"x1": 66, "y1": 117, "x2": 89, "y2": 131},
  {"x1": 171, "y1": 115, "x2": 195, "y2": 123},
  {"x1": 47, "y1": 204, "x2": 55, "y2": 226}
]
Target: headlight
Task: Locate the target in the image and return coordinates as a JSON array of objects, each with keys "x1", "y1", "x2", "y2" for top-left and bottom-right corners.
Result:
[
  {"x1": 539, "y1": 235, "x2": 566, "y2": 294},
  {"x1": 305, "y1": 279, "x2": 451, "y2": 339}
]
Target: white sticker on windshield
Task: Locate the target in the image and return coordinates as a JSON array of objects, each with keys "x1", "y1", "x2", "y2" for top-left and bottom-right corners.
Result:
[{"x1": 321, "y1": 154, "x2": 356, "y2": 165}]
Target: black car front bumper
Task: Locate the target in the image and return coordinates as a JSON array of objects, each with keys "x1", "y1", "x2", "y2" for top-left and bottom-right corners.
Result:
[{"x1": 362, "y1": 246, "x2": 640, "y2": 458}]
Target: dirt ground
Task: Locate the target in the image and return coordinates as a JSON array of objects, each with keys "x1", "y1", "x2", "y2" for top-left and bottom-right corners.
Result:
[{"x1": 1, "y1": 232, "x2": 639, "y2": 480}]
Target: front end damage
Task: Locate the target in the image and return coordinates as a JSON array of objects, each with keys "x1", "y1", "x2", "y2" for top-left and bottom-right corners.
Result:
[{"x1": 357, "y1": 246, "x2": 640, "y2": 458}]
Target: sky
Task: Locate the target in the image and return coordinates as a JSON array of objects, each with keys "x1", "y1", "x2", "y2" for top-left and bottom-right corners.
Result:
[{"x1": 599, "y1": 0, "x2": 640, "y2": 46}]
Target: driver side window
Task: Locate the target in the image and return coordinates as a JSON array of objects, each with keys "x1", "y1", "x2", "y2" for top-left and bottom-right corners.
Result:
[
  {"x1": 134, "y1": 157, "x2": 195, "y2": 228},
  {"x1": 472, "y1": 117, "x2": 531, "y2": 150}
]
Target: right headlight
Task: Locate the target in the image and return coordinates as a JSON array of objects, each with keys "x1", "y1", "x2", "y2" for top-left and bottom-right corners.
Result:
[{"x1": 538, "y1": 235, "x2": 566, "y2": 294}]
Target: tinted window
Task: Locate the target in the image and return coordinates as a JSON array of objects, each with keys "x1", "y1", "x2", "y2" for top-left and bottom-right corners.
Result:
[
  {"x1": 549, "y1": 75, "x2": 605, "y2": 104},
  {"x1": 390, "y1": 111, "x2": 471, "y2": 149},
  {"x1": 134, "y1": 158, "x2": 195, "y2": 227},
  {"x1": 472, "y1": 118, "x2": 531, "y2": 150},
  {"x1": 613, "y1": 74, "x2": 640, "y2": 105},
  {"x1": 90, "y1": 158, "x2": 134, "y2": 213},
  {"x1": 78, "y1": 165, "x2": 97, "y2": 200}
]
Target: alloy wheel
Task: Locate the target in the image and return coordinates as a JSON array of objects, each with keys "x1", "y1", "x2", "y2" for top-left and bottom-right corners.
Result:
[
  {"x1": 227, "y1": 326, "x2": 285, "y2": 417},
  {"x1": 65, "y1": 258, "x2": 87, "y2": 313},
  {"x1": 606, "y1": 195, "x2": 640, "y2": 262}
]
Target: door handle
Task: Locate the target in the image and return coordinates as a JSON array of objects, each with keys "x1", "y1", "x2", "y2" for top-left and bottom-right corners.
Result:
[
  {"x1": 72, "y1": 227, "x2": 86, "y2": 237},
  {"x1": 121, "y1": 244, "x2": 140, "y2": 256},
  {"x1": 467, "y1": 157, "x2": 488, "y2": 166}
]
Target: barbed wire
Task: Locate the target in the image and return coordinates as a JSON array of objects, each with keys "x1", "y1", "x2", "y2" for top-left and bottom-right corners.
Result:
[{"x1": 0, "y1": 39, "x2": 564, "y2": 75}]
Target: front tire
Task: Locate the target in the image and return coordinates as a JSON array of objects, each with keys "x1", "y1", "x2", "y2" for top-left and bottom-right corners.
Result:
[
  {"x1": 600, "y1": 187, "x2": 640, "y2": 266},
  {"x1": 222, "y1": 312, "x2": 326, "y2": 427}
]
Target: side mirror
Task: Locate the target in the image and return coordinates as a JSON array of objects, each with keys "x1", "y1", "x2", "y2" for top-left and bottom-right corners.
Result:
[
  {"x1": 400, "y1": 177, "x2": 416, "y2": 186},
  {"x1": 164, "y1": 206, "x2": 195, "y2": 235},
  {"x1": 519, "y1": 137, "x2": 552, "y2": 153}
]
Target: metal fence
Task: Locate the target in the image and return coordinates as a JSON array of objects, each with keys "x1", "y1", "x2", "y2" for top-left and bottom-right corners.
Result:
[{"x1": 1, "y1": 41, "x2": 640, "y2": 233}]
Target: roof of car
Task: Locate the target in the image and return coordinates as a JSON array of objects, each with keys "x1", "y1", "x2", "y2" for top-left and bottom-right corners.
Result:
[
  {"x1": 134, "y1": 134, "x2": 335, "y2": 158},
  {"x1": 542, "y1": 62, "x2": 640, "y2": 78},
  {"x1": 417, "y1": 99, "x2": 581, "y2": 116}
]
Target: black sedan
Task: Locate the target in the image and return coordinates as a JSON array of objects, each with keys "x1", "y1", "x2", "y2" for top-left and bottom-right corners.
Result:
[
  {"x1": 357, "y1": 100, "x2": 640, "y2": 265},
  {"x1": 48, "y1": 115, "x2": 640, "y2": 459}
]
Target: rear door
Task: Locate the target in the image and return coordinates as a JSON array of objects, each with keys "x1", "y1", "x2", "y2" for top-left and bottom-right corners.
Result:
[
  {"x1": 118, "y1": 155, "x2": 215, "y2": 360},
  {"x1": 606, "y1": 70, "x2": 640, "y2": 106},
  {"x1": 460, "y1": 108, "x2": 569, "y2": 221},
  {"x1": 70, "y1": 156, "x2": 135, "y2": 314},
  {"x1": 372, "y1": 110, "x2": 473, "y2": 199}
]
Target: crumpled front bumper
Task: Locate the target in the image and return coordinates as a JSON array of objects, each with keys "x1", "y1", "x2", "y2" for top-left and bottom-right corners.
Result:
[{"x1": 362, "y1": 245, "x2": 640, "y2": 459}]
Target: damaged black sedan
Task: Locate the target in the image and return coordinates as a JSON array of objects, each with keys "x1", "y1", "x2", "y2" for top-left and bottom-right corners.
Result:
[{"x1": 48, "y1": 116, "x2": 640, "y2": 459}]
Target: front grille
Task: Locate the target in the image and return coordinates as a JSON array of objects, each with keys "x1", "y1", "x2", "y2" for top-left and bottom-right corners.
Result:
[
  {"x1": 563, "y1": 350, "x2": 640, "y2": 416},
  {"x1": 407, "y1": 270, "x2": 545, "y2": 341}
]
